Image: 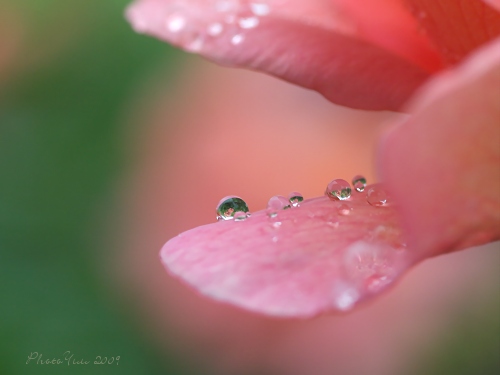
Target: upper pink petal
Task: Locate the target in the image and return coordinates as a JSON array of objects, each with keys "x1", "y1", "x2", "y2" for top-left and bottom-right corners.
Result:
[
  {"x1": 126, "y1": 0, "x2": 434, "y2": 110},
  {"x1": 379, "y1": 36, "x2": 500, "y2": 258}
]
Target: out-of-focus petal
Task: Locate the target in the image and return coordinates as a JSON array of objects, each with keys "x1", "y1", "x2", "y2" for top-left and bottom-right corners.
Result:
[
  {"x1": 484, "y1": 0, "x2": 500, "y2": 12},
  {"x1": 161, "y1": 191, "x2": 418, "y2": 317},
  {"x1": 379, "y1": 37, "x2": 500, "y2": 258},
  {"x1": 126, "y1": 0, "x2": 432, "y2": 110},
  {"x1": 406, "y1": 0, "x2": 500, "y2": 65}
]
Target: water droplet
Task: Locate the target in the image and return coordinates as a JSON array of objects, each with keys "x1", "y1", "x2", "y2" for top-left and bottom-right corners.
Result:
[
  {"x1": 233, "y1": 211, "x2": 248, "y2": 221},
  {"x1": 338, "y1": 204, "x2": 351, "y2": 216},
  {"x1": 238, "y1": 16, "x2": 259, "y2": 29},
  {"x1": 336, "y1": 289, "x2": 358, "y2": 311},
  {"x1": 207, "y1": 22, "x2": 224, "y2": 36},
  {"x1": 185, "y1": 33, "x2": 204, "y2": 52},
  {"x1": 288, "y1": 192, "x2": 304, "y2": 207},
  {"x1": 325, "y1": 179, "x2": 351, "y2": 200},
  {"x1": 272, "y1": 221, "x2": 282, "y2": 229},
  {"x1": 272, "y1": 236, "x2": 279, "y2": 243},
  {"x1": 216, "y1": 196, "x2": 250, "y2": 221},
  {"x1": 250, "y1": 2, "x2": 271, "y2": 16},
  {"x1": 166, "y1": 13, "x2": 187, "y2": 33},
  {"x1": 231, "y1": 34, "x2": 244, "y2": 45},
  {"x1": 267, "y1": 211, "x2": 278, "y2": 218},
  {"x1": 352, "y1": 175, "x2": 367, "y2": 192},
  {"x1": 267, "y1": 195, "x2": 291, "y2": 211},
  {"x1": 366, "y1": 184, "x2": 389, "y2": 207}
]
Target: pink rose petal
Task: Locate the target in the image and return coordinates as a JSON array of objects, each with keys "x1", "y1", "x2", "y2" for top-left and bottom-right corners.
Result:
[
  {"x1": 126, "y1": 0, "x2": 433, "y2": 110},
  {"x1": 379, "y1": 37, "x2": 500, "y2": 258},
  {"x1": 161, "y1": 190, "x2": 416, "y2": 317}
]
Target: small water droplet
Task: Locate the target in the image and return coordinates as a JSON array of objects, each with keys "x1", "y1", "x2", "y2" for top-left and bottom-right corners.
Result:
[
  {"x1": 250, "y1": 2, "x2": 271, "y2": 16},
  {"x1": 267, "y1": 195, "x2": 291, "y2": 211},
  {"x1": 216, "y1": 196, "x2": 250, "y2": 221},
  {"x1": 366, "y1": 184, "x2": 389, "y2": 207},
  {"x1": 325, "y1": 179, "x2": 351, "y2": 200},
  {"x1": 231, "y1": 33, "x2": 244, "y2": 45},
  {"x1": 352, "y1": 175, "x2": 367, "y2": 192},
  {"x1": 233, "y1": 211, "x2": 248, "y2": 221},
  {"x1": 238, "y1": 16, "x2": 259, "y2": 29},
  {"x1": 272, "y1": 222, "x2": 282, "y2": 229},
  {"x1": 166, "y1": 13, "x2": 186, "y2": 33},
  {"x1": 336, "y1": 289, "x2": 358, "y2": 311},
  {"x1": 267, "y1": 211, "x2": 278, "y2": 218},
  {"x1": 338, "y1": 204, "x2": 351, "y2": 216},
  {"x1": 288, "y1": 192, "x2": 304, "y2": 208},
  {"x1": 207, "y1": 22, "x2": 224, "y2": 36},
  {"x1": 272, "y1": 236, "x2": 279, "y2": 243}
]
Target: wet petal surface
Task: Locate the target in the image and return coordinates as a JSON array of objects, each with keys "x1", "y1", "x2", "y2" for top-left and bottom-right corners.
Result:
[{"x1": 162, "y1": 190, "x2": 415, "y2": 317}]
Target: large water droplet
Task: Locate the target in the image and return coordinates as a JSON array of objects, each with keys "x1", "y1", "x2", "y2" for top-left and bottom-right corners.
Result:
[
  {"x1": 288, "y1": 192, "x2": 304, "y2": 208},
  {"x1": 352, "y1": 175, "x2": 367, "y2": 192},
  {"x1": 366, "y1": 184, "x2": 389, "y2": 207},
  {"x1": 216, "y1": 196, "x2": 250, "y2": 221},
  {"x1": 325, "y1": 179, "x2": 351, "y2": 200}
]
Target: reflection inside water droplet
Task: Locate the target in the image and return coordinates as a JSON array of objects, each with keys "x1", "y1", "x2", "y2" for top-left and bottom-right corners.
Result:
[
  {"x1": 325, "y1": 179, "x2": 351, "y2": 200},
  {"x1": 352, "y1": 175, "x2": 367, "y2": 192},
  {"x1": 288, "y1": 192, "x2": 304, "y2": 208},
  {"x1": 216, "y1": 196, "x2": 250, "y2": 221},
  {"x1": 233, "y1": 211, "x2": 248, "y2": 221}
]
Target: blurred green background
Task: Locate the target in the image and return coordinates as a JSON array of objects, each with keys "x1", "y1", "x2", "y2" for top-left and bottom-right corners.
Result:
[{"x1": 0, "y1": 0, "x2": 498, "y2": 374}]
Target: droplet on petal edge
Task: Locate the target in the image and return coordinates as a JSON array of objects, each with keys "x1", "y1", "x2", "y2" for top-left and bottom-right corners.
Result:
[
  {"x1": 216, "y1": 196, "x2": 250, "y2": 221},
  {"x1": 367, "y1": 184, "x2": 390, "y2": 207},
  {"x1": 126, "y1": 0, "x2": 271, "y2": 54},
  {"x1": 352, "y1": 175, "x2": 367, "y2": 192},
  {"x1": 288, "y1": 191, "x2": 304, "y2": 207},
  {"x1": 162, "y1": 192, "x2": 415, "y2": 317},
  {"x1": 325, "y1": 179, "x2": 352, "y2": 200}
]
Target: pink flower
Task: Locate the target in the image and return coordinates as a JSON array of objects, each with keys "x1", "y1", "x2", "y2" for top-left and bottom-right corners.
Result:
[{"x1": 125, "y1": 0, "x2": 500, "y2": 317}]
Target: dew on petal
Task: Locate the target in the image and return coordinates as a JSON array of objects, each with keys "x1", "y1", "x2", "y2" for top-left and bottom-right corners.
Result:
[
  {"x1": 166, "y1": 13, "x2": 186, "y2": 33},
  {"x1": 250, "y1": 2, "x2": 271, "y2": 16},
  {"x1": 325, "y1": 179, "x2": 352, "y2": 200},
  {"x1": 288, "y1": 192, "x2": 304, "y2": 207},
  {"x1": 231, "y1": 33, "x2": 244, "y2": 45},
  {"x1": 216, "y1": 196, "x2": 250, "y2": 221},
  {"x1": 207, "y1": 22, "x2": 224, "y2": 36},
  {"x1": 367, "y1": 184, "x2": 389, "y2": 207},
  {"x1": 352, "y1": 175, "x2": 367, "y2": 192},
  {"x1": 338, "y1": 203, "x2": 351, "y2": 216},
  {"x1": 238, "y1": 16, "x2": 259, "y2": 29},
  {"x1": 267, "y1": 195, "x2": 291, "y2": 211}
]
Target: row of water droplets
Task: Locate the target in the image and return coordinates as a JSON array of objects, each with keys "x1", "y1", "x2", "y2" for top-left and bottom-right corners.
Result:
[
  {"x1": 159, "y1": 0, "x2": 272, "y2": 52},
  {"x1": 215, "y1": 174, "x2": 390, "y2": 222}
]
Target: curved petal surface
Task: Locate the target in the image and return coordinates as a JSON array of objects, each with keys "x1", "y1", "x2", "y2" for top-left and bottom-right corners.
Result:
[
  {"x1": 379, "y1": 37, "x2": 500, "y2": 258},
  {"x1": 126, "y1": 0, "x2": 432, "y2": 110},
  {"x1": 161, "y1": 191, "x2": 417, "y2": 317}
]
